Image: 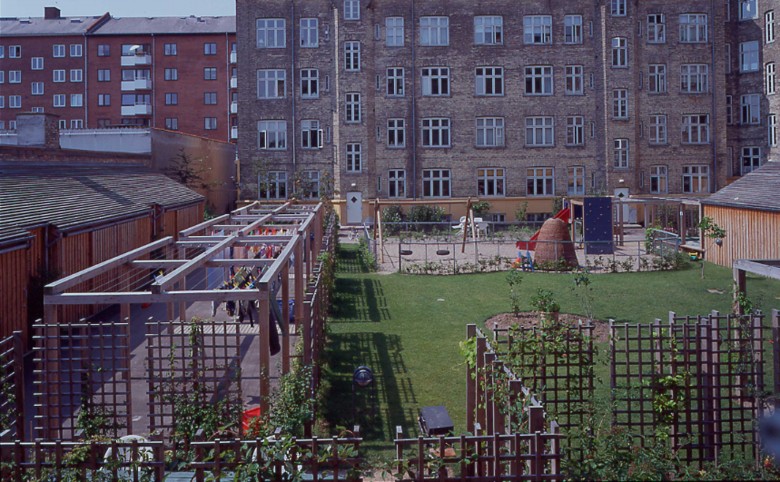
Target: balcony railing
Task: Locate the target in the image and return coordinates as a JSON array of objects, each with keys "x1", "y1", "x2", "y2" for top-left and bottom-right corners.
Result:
[
  {"x1": 120, "y1": 54, "x2": 152, "y2": 66},
  {"x1": 230, "y1": 126, "x2": 238, "y2": 139},
  {"x1": 230, "y1": 51, "x2": 237, "y2": 64},
  {"x1": 230, "y1": 101, "x2": 238, "y2": 114},
  {"x1": 121, "y1": 104, "x2": 152, "y2": 116},
  {"x1": 230, "y1": 76, "x2": 238, "y2": 89},
  {"x1": 121, "y1": 78, "x2": 152, "y2": 91}
]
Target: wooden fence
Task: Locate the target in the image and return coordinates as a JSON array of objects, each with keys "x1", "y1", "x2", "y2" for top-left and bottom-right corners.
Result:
[{"x1": 0, "y1": 332, "x2": 24, "y2": 440}]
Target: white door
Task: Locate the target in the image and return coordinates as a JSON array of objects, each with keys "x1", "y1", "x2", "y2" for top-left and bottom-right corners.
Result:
[
  {"x1": 346, "y1": 191, "x2": 363, "y2": 225},
  {"x1": 613, "y1": 188, "x2": 637, "y2": 224}
]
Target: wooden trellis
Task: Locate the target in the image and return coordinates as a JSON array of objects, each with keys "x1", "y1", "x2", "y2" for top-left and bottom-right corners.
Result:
[{"x1": 0, "y1": 332, "x2": 25, "y2": 440}]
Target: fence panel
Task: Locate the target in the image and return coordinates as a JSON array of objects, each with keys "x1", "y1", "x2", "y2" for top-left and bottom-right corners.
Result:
[{"x1": 0, "y1": 332, "x2": 24, "y2": 440}]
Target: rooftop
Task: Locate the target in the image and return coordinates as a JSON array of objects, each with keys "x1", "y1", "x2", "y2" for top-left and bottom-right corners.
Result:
[{"x1": 703, "y1": 161, "x2": 780, "y2": 212}]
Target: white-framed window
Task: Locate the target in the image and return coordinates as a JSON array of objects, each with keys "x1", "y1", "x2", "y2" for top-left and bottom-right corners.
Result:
[
  {"x1": 647, "y1": 14, "x2": 666, "y2": 43},
  {"x1": 165, "y1": 93, "x2": 178, "y2": 105},
  {"x1": 0, "y1": 71, "x2": 3, "y2": 84},
  {"x1": 476, "y1": 117, "x2": 505, "y2": 147},
  {"x1": 31, "y1": 57, "x2": 43, "y2": 70},
  {"x1": 53, "y1": 94, "x2": 66, "y2": 108},
  {"x1": 301, "y1": 171, "x2": 320, "y2": 199},
  {"x1": 523, "y1": 15, "x2": 552, "y2": 44},
  {"x1": 70, "y1": 119, "x2": 83, "y2": 129},
  {"x1": 614, "y1": 138, "x2": 629, "y2": 168},
  {"x1": 31, "y1": 82, "x2": 44, "y2": 95},
  {"x1": 344, "y1": 0, "x2": 360, "y2": 20},
  {"x1": 767, "y1": 11, "x2": 776, "y2": 43},
  {"x1": 649, "y1": 64, "x2": 667, "y2": 93},
  {"x1": 741, "y1": 146, "x2": 762, "y2": 174},
  {"x1": 70, "y1": 69, "x2": 83, "y2": 82},
  {"x1": 164, "y1": 43, "x2": 177, "y2": 56},
  {"x1": 682, "y1": 114, "x2": 710, "y2": 144},
  {"x1": 565, "y1": 65, "x2": 584, "y2": 95},
  {"x1": 420, "y1": 17, "x2": 449, "y2": 46},
  {"x1": 9, "y1": 95, "x2": 22, "y2": 109},
  {"x1": 344, "y1": 41, "x2": 360, "y2": 71},
  {"x1": 0, "y1": 96, "x2": 4, "y2": 109},
  {"x1": 478, "y1": 168, "x2": 505, "y2": 197},
  {"x1": 525, "y1": 66, "x2": 553, "y2": 95},
  {"x1": 475, "y1": 16, "x2": 503, "y2": 45},
  {"x1": 740, "y1": 41, "x2": 760, "y2": 72},
  {"x1": 98, "y1": 94, "x2": 110, "y2": 106},
  {"x1": 388, "y1": 169, "x2": 406, "y2": 198},
  {"x1": 564, "y1": 15, "x2": 583, "y2": 44},
  {"x1": 387, "y1": 67, "x2": 404, "y2": 96},
  {"x1": 301, "y1": 119, "x2": 323, "y2": 149},
  {"x1": 421, "y1": 67, "x2": 450, "y2": 96},
  {"x1": 612, "y1": 37, "x2": 628, "y2": 67},
  {"x1": 476, "y1": 67, "x2": 504, "y2": 96},
  {"x1": 525, "y1": 116, "x2": 555, "y2": 146},
  {"x1": 650, "y1": 165, "x2": 668, "y2": 193},
  {"x1": 566, "y1": 116, "x2": 585, "y2": 145},
  {"x1": 727, "y1": 95, "x2": 734, "y2": 124},
  {"x1": 300, "y1": 69, "x2": 319, "y2": 98},
  {"x1": 422, "y1": 169, "x2": 451, "y2": 197},
  {"x1": 386, "y1": 17, "x2": 404, "y2": 47},
  {"x1": 69, "y1": 44, "x2": 83, "y2": 57},
  {"x1": 421, "y1": 118, "x2": 451, "y2": 147},
  {"x1": 680, "y1": 64, "x2": 709, "y2": 93},
  {"x1": 257, "y1": 69, "x2": 286, "y2": 99},
  {"x1": 769, "y1": 113, "x2": 778, "y2": 146},
  {"x1": 682, "y1": 165, "x2": 709, "y2": 192},
  {"x1": 741, "y1": 93, "x2": 761, "y2": 124},
  {"x1": 9, "y1": 45, "x2": 21, "y2": 58},
  {"x1": 650, "y1": 114, "x2": 668, "y2": 144},
  {"x1": 345, "y1": 92, "x2": 361, "y2": 123},
  {"x1": 262, "y1": 171, "x2": 288, "y2": 200},
  {"x1": 9, "y1": 71, "x2": 21, "y2": 83},
  {"x1": 346, "y1": 143, "x2": 362, "y2": 172},
  {"x1": 97, "y1": 44, "x2": 110, "y2": 57},
  {"x1": 767, "y1": 62, "x2": 777, "y2": 94},
  {"x1": 164, "y1": 68, "x2": 177, "y2": 81},
  {"x1": 527, "y1": 167, "x2": 555, "y2": 196},
  {"x1": 53, "y1": 44, "x2": 65, "y2": 57},
  {"x1": 740, "y1": 0, "x2": 758, "y2": 20},
  {"x1": 387, "y1": 118, "x2": 406, "y2": 147},
  {"x1": 257, "y1": 19, "x2": 286, "y2": 48},
  {"x1": 567, "y1": 166, "x2": 586, "y2": 195},
  {"x1": 613, "y1": 89, "x2": 629, "y2": 119},
  {"x1": 611, "y1": 0, "x2": 627, "y2": 16},
  {"x1": 300, "y1": 18, "x2": 319, "y2": 47},
  {"x1": 165, "y1": 118, "x2": 178, "y2": 130},
  {"x1": 70, "y1": 93, "x2": 83, "y2": 107},
  {"x1": 680, "y1": 14, "x2": 708, "y2": 43},
  {"x1": 258, "y1": 120, "x2": 287, "y2": 150}
]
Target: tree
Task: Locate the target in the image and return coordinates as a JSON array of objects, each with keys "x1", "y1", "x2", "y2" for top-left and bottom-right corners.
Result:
[
  {"x1": 697, "y1": 216, "x2": 726, "y2": 279},
  {"x1": 163, "y1": 149, "x2": 210, "y2": 191}
]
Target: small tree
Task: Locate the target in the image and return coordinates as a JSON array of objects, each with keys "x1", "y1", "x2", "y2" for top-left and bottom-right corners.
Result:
[
  {"x1": 506, "y1": 270, "x2": 523, "y2": 316},
  {"x1": 163, "y1": 149, "x2": 210, "y2": 191},
  {"x1": 697, "y1": 216, "x2": 726, "y2": 279}
]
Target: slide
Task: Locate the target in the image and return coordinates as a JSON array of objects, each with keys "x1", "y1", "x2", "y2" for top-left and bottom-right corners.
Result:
[{"x1": 516, "y1": 207, "x2": 570, "y2": 251}]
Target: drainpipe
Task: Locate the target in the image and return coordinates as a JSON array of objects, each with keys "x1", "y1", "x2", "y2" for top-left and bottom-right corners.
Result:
[
  {"x1": 151, "y1": 34, "x2": 156, "y2": 129},
  {"x1": 291, "y1": 1, "x2": 297, "y2": 170},
  {"x1": 83, "y1": 34, "x2": 88, "y2": 126},
  {"x1": 709, "y1": 0, "x2": 719, "y2": 192},
  {"x1": 410, "y1": 0, "x2": 418, "y2": 199}
]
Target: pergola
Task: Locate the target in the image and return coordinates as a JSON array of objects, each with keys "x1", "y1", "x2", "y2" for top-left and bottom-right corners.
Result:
[{"x1": 733, "y1": 259, "x2": 780, "y2": 314}]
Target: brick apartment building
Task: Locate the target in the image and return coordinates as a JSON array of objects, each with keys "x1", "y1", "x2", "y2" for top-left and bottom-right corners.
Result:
[
  {"x1": 235, "y1": 0, "x2": 778, "y2": 223},
  {"x1": 0, "y1": 7, "x2": 237, "y2": 142}
]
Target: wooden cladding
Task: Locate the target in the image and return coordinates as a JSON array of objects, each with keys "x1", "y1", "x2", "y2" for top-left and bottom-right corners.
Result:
[{"x1": 704, "y1": 205, "x2": 780, "y2": 267}]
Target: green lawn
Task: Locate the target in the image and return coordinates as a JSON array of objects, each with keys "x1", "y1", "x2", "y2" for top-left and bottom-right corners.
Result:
[{"x1": 322, "y1": 244, "x2": 780, "y2": 458}]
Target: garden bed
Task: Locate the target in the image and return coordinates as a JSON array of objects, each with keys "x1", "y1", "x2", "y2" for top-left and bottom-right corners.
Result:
[{"x1": 485, "y1": 312, "x2": 610, "y2": 343}]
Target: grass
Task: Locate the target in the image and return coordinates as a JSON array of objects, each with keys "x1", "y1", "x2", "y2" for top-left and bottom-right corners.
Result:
[{"x1": 321, "y1": 244, "x2": 780, "y2": 459}]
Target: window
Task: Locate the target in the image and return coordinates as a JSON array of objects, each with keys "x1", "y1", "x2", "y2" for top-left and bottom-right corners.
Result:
[
  {"x1": 257, "y1": 70, "x2": 285, "y2": 98},
  {"x1": 423, "y1": 169, "x2": 451, "y2": 197},
  {"x1": 741, "y1": 146, "x2": 762, "y2": 174},
  {"x1": 97, "y1": 44, "x2": 110, "y2": 57},
  {"x1": 346, "y1": 143, "x2": 362, "y2": 172},
  {"x1": 478, "y1": 168, "x2": 505, "y2": 196},
  {"x1": 525, "y1": 117, "x2": 555, "y2": 146},
  {"x1": 165, "y1": 93, "x2": 178, "y2": 105},
  {"x1": 387, "y1": 67, "x2": 404, "y2": 96},
  {"x1": 650, "y1": 165, "x2": 668, "y2": 193},
  {"x1": 204, "y1": 43, "x2": 217, "y2": 55},
  {"x1": 70, "y1": 94, "x2": 83, "y2": 107},
  {"x1": 565, "y1": 65, "x2": 584, "y2": 95},
  {"x1": 527, "y1": 167, "x2": 555, "y2": 196},
  {"x1": 524, "y1": 16, "x2": 552, "y2": 44},
  {"x1": 475, "y1": 16, "x2": 503, "y2": 45},
  {"x1": 164, "y1": 43, "x2": 177, "y2": 56},
  {"x1": 612, "y1": 37, "x2": 628, "y2": 67},
  {"x1": 9, "y1": 45, "x2": 21, "y2": 58},
  {"x1": 740, "y1": 0, "x2": 758, "y2": 20},
  {"x1": 682, "y1": 165, "x2": 709, "y2": 192},
  {"x1": 300, "y1": 69, "x2": 319, "y2": 98},
  {"x1": 98, "y1": 94, "x2": 110, "y2": 106},
  {"x1": 741, "y1": 93, "x2": 761, "y2": 124},
  {"x1": 422, "y1": 118, "x2": 451, "y2": 147},
  {"x1": 386, "y1": 17, "x2": 404, "y2": 47},
  {"x1": 420, "y1": 17, "x2": 449, "y2": 46},
  {"x1": 645, "y1": 14, "x2": 666, "y2": 44},
  {"x1": 525, "y1": 66, "x2": 553, "y2": 95},
  {"x1": 262, "y1": 171, "x2": 288, "y2": 199},
  {"x1": 70, "y1": 44, "x2": 82, "y2": 57},
  {"x1": 740, "y1": 41, "x2": 760, "y2": 72},
  {"x1": 567, "y1": 166, "x2": 586, "y2": 195},
  {"x1": 258, "y1": 120, "x2": 287, "y2": 149},
  {"x1": 300, "y1": 18, "x2": 318, "y2": 47},
  {"x1": 680, "y1": 14, "x2": 708, "y2": 43},
  {"x1": 388, "y1": 169, "x2": 406, "y2": 198},
  {"x1": 53, "y1": 44, "x2": 65, "y2": 57},
  {"x1": 611, "y1": 0, "x2": 627, "y2": 16},
  {"x1": 257, "y1": 19, "x2": 286, "y2": 48},
  {"x1": 31, "y1": 57, "x2": 43, "y2": 70},
  {"x1": 70, "y1": 69, "x2": 83, "y2": 82},
  {"x1": 344, "y1": 0, "x2": 360, "y2": 20},
  {"x1": 767, "y1": 63, "x2": 776, "y2": 94},
  {"x1": 421, "y1": 67, "x2": 450, "y2": 96},
  {"x1": 345, "y1": 93, "x2": 361, "y2": 123},
  {"x1": 53, "y1": 94, "x2": 66, "y2": 108},
  {"x1": 98, "y1": 69, "x2": 111, "y2": 82},
  {"x1": 70, "y1": 119, "x2": 83, "y2": 129},
  {"x1": 476, "y1": 67, "x2": 504, "y2": 96},
  {"x1": 165, "y1": 118, "x2": 179, "y2": 130},
  {"x1": 564, "y1": 15, "x2": 583, "y2": 44},
  {"x1": 476, "y1": 117, "x2": 505, "y2": 147},
  {"x1": 204, "y1": 67, "x2": 217, "y2": 80},
  {"x1": 727, "y1": 95, "x2": 734, "y2": 124},
  {"x1": 682, "y1": 114, "x2": 710, "y2": 144},
  {"x1": 680, "y1": 64, "x2": 709, "y2": 93},
  {"x1": 9, "y1": 95, "x2": 21, "y2": 109},
  {"x1": 566, "y1": 116, "x2": 585, "y2": 145},
  {"x1": 770, "y1": 113, "x2": 778, "y2": 146},
  {"x1": 204, "y1": 92, "x2": 217, "y2": 105},
  {"x1": 9, "y1": 71, "x2": 21, "y2": 83},
  {"x1": 300, "y1": 119, "x2": 323, "y2": 149},
  {"x1": 649, "y1": 114, "x2": 668, "y2": 144},
  {"x1": 649, "y1": 64, "x2": 667, "y2": 93},
  {"x1": 0, "y1": 72, "x2": 3, "y2": 84},
  {"x1": 344, "y1": 41, "x2": 360, "y2": 71},
  {"x1": 387, "y1": 118, "x2": 406, "y2": 147},
  {"x1": 301, "y1": 171, "x2": 320, "y2": 199},
  {"x1": 164, "y1": 68, "x2": 178, "y2": 81},
  {"x1": 31, "y1": 82, "x2": 44, "y2": 95},
  {"x1": 614, "y1": 138, "x2": 629, "y2": 168},
  {"x1": 767, "y1": 11, "x2": 776, "y2": 43},
  {"x1": 613, "y1": 89, "x2": 629, "y2": 119}
]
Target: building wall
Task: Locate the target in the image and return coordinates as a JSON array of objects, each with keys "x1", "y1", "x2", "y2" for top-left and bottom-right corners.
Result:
[{"x1": 704, "y1": 205, "x2": 780, "y2": 266}]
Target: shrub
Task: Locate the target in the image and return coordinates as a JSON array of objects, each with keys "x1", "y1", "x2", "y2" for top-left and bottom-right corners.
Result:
[
  {"x1": 381, "y1": 205, "x2": 404, "y2": 235},
  {"x1": 407, "y1": 205, "x2": 446, "y2": 223}
]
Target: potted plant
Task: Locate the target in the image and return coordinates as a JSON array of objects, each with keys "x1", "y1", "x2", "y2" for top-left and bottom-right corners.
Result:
[{"x1": 530, "y1": 289, "x2": 560, "y2": 322}]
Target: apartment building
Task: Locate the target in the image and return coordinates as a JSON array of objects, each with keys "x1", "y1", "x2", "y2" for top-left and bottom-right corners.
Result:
[
  {"x1": 236, "y1": 0, "x2": 779, "y2": 220},
  {"x1": 0, "y1": 7, "x2": 237, "y2": 142}
]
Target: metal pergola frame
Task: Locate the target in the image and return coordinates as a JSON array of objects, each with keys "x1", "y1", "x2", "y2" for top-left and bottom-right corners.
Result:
[{"x1": 733, "y1": 259, "x2": 780, "y2": 314}]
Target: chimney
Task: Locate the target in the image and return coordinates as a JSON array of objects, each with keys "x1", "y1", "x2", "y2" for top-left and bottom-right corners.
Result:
[
  {"x1": 16, "y1": 113, "x2": 61, "y2": 149},
  {"x1": 44, "y1": 7, "x2": 61, "y2": 20}
]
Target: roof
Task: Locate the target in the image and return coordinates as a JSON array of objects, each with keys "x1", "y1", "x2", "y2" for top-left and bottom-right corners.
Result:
[
  {"x1": 90, "y1": 15, "x2": 235, "y2": 35},
  {"x1": 0, "y1": 16, "x2": 102, "y2": 36},
  {"x1": 702, "y1": 161, "x2": 780, "y2": 212},
  {"x1": 0, "y1": 162, "x2": 203, "y2": 244}
]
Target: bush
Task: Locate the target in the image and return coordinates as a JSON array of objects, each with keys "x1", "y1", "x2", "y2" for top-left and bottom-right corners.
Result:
[
  {"x1": 381, "y1": 205, "x2": 404, "y2": 235},
  {"x1": 407, "y1": 205, "x2": 446, "y2": 223}
]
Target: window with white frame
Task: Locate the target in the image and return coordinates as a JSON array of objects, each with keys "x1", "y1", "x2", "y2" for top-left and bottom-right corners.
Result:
[
  {"x1": 98, "y1": 94, "x2": 110, "y2": 106},
  {"x1": 300, "y1": 18, "x2": 318, "y2": 47},
  {"x1": 525, "y1": 66, "x2": 553, "y2": 95},
  {"x1": 346, "y1": 143, "x2": 362, "y2": 172},
  {"x1": 564, "y1": 15, "x2": 583, "y2": 44},
  {"x1": 727, "y1": 95, "x2": 734, "y2": 124},
  {"x1": 387, "y1": 67, "x2": 404, "y2": 96},
  {"x1": 257, "y1": 69, "x2": 286, "y2": 98},
  {"x1": 420, "y1": 17, "x2": 449, "y2": 46},
  {"x1": 767, "y1": 63, "x2": 776, "y2": 94},
  {"x1": 9, "y1": 45, "x2": 21, "y2": 58},
  {"x1": 478, "y1": 168, "x2": 505, "y2": 196},
  {"x1": 527, "y1": 167, "x2": 554, "y2": 196},
  {"x1": 612, "y1": 37, "x2": 628, "y2": 67},
  {"x1": 301, "y1": 171, "x2": 320, "y2": 199},
  {"x1": 53, "y1": 94, "x2": 66, "y2": 108},
  {"x1": 741, "y1": 146, "x2": 762, "y2": 174},
  {"x1": 614, "y1": 138, "x2": 629, "y2": 168},
  {"x1": 680, "y1": 64, "x2": 709, "y2": 93},
  {"x1": 387, "y1": 118, "x2": 406, "y2": 147},
  {"x1": 422, "y1": 118, "x2": 451, "y2": 147},
  {"x1": 0, "y1": 72, "x2": 3, "y2": 84},
  {"x1": 682, "y1": 114, "x2": 710, "y2": 144},
  {"x1": 257, "y1": 19, "x2": 286, "y2": 48},
  {"x1": 31, "y1": 82, "x2": 44, "y2": 95},
  {"x1": 165, "y1": 118, "x2": 178, "y2": 130},
  {"x1": 740, "y1": 41, "x2": 760, "y2": 72},
  {"x1": 421, "y1": 67, "x2": 450, "y2": 96},
  {"x1": 258, "y1": 120, "x2": 287, "y2": 149},
  {"x1": 566, "y1": 116, "x2": 585, "y2": 145},
  {"x1": 300, "y1": 69, "x2": 319, "y2": 98},
  {"x1": 613, "y1": 89, "x2": 629, "y2": 119},
  {"x1": 69, "y1": 44, "x2": 82, "y2": 57},
  {"x1": 301, "y1": 120, "x2": 322, "y2": 149},
  {"x1": 345, "y1": 93, "x2": 361, "y2": 123},
  {"x1": 770, "y1": 113, "x2": 778, "y2": 146},
  {"x1": 53, "y1": 44, "x2": 65, "y2": 57},
  {"x1": 97, "y1": 44, "x2": 110, "y2": 57},
  {"x1": 344, "y1": 41, "x2": 360, "y2": 71},
  {"x1": 9, "y1": 95, "x2": 21, "y2": 109},
  {"x1": 70, "y1": 119, "x2": 83, "y2": 129},
  {"x1": 567, "y1": 166, "x2": 586, "y2": 195},
  {"x1": 9, "y1": 71, "x2": 21, "y2": 83},
  {"x1": 388, "y1": 169, "x2": 406, "y2": 198},
  {"x1": 70, "y1": 69, "x2": 83, "y2": 82},
  {"x1": 565, "y1": 65, "x2": 584, "y2": 95},
  {"x1": 262, "y1": 171, "x2": 287, "y2": 199},
  {"x1": 741, "y1": 93, "x2": 761, "y2": 124},
  {"x1": 611, "y1": 0, "x2": 627, "y2": 16},
  {"x1": 682, "y1": 165, "x2": 709, "y2": 192},
  {"x1": 476, "y1": 67, "x2": 504, "y2": 96},
  {"x1": 649, "y1": 64, "x2": 667, "y2": 93},
  {"x1": 476, "y1": 117, "x2": 505, "y2": 147},
  {"x1": 525, "y1": 117, "x2": 554, "y2": 146},
  {"x1": 164, "y1": 43, "x2": 177, "y2": 55},
  {"x1": 767, "y1": 11, "x2": 776, "y2": 43},
  {"x1": 70, "y1": 94, "x2": 83, "y2": 107},
  {"x1": 386, "y1": 17, "x2": 404, "y2": 47},
  {"x1": 475, "y1": 16, "x2": 503, "y2": 45},
  {"x1": 647, "y1": 14, "x2": 666, "y2": 43},
  {"x1": 31, "y1": 57, "x2": 43, "y2": 70},
  {"x1": 0, "y1": 96, "x2": 4, "y2": 109},
  {"x1": 650, "y1": 165, "x2": 668, "y2": 193},
  {"x1": 344, "y1": 0, "x2": 360, "y2": 20},
  {"x1": 740, "y1": 0, "x2": 758, "y2": 20},
  {"x1": 423, "y1": 169, "x2": 451, "y2": 197},
  {"x1": 680, "y1": 14, "x2": 708, "y2": 43},
  {"x1": 523, "y1": 16, "x2": 552, "y2": 44},
  {"x1": 649, "y1": 114, "x2": 668, "y2": 144}
]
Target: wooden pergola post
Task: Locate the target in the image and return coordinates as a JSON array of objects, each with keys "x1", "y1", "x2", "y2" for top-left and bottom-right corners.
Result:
[
  {"x1": 258, "y1": 283, "x2": 271, "y2": 414},
  {"x1": 281, "y1": 260, "x2": 290, "y2": 374}
]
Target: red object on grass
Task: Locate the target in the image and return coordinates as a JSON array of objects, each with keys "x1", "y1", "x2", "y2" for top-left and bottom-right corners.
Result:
[
  {"x1": 516, "y1": 207, "x2": 571, "y2": 251},
  {"x1": 242, "y1": 406, "x2": 262, "y2": 432}
]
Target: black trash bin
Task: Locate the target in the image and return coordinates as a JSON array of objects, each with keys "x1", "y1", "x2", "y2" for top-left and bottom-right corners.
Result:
[{"x1": 418, "y1": 406, "x2": 454, "y2": 436}]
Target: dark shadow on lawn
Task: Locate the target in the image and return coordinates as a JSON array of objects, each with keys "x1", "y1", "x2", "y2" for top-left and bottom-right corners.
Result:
[
  {"x1": 337, "y1": 248, "x2": 367, "y2": 274},
  {"x1": 331, "y1": 278, "x2": 389, "y2": 323}
]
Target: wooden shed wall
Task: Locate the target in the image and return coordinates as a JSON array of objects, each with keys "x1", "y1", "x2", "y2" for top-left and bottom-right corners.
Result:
[
  {"x1": 704, "y1": 205, "x2": 780, "y2": 266},
  {"x1": 0, "y1": 245, "x2": 30, "y2": 341}
]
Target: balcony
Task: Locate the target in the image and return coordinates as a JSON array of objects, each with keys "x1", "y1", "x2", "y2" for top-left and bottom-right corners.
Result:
[
  {"x1": 230, "y1": 76, "x2": 238, "y2": 89},
  {"x1": 230, "y1": 101, "x2": 238, "y2": 114},
  {"x1": 121, "y1": 53, "x2": 152, "y2": 66},
  {"x1": 230, "y1": 51, "x2": 237, "y2": 64},
  {"x1": 230, "y1": 126, "x2": 238, "y2": 139},
  {"x1": 121, "y1": 78, "x2": 153, "y2": 91},
  {"x1": 121, "y1": 104, "x2": 152, "y2": 116}
]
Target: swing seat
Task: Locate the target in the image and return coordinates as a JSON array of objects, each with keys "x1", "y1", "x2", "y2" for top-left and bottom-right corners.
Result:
[
  {"x1": 436, "y1": 249, "x2": 450, "y2": 256},
  {"x1": 400, "y1": 249, "x2": 413, "y2": 256}
]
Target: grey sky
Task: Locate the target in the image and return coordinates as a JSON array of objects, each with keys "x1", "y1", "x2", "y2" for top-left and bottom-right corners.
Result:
[{"x1": 0, "y1": 0, "x2": 236, "y2": 18}]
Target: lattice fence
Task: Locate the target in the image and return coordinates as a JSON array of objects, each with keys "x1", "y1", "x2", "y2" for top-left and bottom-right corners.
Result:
[{"x1": 0, "y1": 332, "x2": 24, "y2": 440}]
